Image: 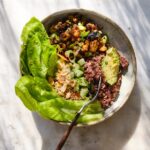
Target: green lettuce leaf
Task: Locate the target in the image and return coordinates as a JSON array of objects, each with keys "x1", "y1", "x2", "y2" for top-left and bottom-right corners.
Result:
[
  {"x1": 20, "y1": 17, "x2": 57, "y2": 78},
  {"x1": 47, "y1": 46, "x2": 58, "y2": 77},
  {"x1": 38, "y1": 99, "x2": 103, "y2": 123},
  {"x1": 20, "y1": 45, "x2": 30, "y2": 75},
  {"x1": 15, "y1": 76, "x2": 38, "y2": 111},
  {"x1": 21, "y1": 17, "x2": 48, "y2": 44},
  {"x1": 15, "y1": 75, "x2": 104, "y2": 123},
  {"x1": 20, "y1": 17, "x2": 48, "y2": 75}
]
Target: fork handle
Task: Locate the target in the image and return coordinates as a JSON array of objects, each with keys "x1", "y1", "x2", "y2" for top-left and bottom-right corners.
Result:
[
  {"x1": 56, "y1": 77, "x2": 101, "y2": 150},
  {"x1": 56, "y1": 112, "x2": 80, "y2": 150}
]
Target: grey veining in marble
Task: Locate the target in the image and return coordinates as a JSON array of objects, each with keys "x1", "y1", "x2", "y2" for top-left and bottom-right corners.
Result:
[{"x1": 0, "y1": 0, "x2": 150, "y2": 150}]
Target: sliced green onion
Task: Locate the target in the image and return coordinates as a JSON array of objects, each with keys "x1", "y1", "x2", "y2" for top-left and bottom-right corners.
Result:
[
  {"x1": 101, "y1": 35, "x2": 108, "y2": 44},
  {"x1": 56, "y1": 45, "x2": 63, "y2": 53},
  {"x1": 49, "y1": 33, "x2": 59, "y2": 41},
  {"x1": 65, "y1": 50, "x2": 75, "y2": 62}
]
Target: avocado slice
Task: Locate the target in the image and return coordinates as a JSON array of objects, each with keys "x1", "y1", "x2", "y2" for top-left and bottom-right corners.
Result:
[{"x1": 101, "y1": 47, "x2": 120, "y2": 85}]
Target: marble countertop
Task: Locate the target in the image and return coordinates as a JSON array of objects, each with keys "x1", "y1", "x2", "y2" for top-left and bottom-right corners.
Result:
[{"x1": 0, "y1": 0, "x2": 150, "y2": 149}]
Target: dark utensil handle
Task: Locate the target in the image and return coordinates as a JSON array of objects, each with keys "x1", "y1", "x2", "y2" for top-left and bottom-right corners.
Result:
[
  {"x1": 56, "y1": 112, "x2": 80, "y2": 150},
  {"x1": 56, "y1": 77, "x2": 101, "y2": 150}
]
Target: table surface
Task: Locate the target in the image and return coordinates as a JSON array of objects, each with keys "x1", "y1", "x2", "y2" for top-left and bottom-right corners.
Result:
[{"x1": 0, "y1": 0, "x2": 150, "y2": 150}]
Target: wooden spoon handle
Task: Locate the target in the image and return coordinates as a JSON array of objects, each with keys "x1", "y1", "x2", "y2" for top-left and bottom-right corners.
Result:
[{"x1": 56, "y1": 112, "x2": 80, "y2": 150}]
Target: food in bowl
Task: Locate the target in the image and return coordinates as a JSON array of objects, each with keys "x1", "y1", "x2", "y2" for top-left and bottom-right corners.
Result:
[
  {"x1": 15, "y1": 13, "x2": 128, "y2": 124},
  {"x1": 48, "y1": 14, "x2": 129, "y2": 108}
]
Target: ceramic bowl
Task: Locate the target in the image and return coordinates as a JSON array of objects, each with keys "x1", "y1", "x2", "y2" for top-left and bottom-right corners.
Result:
[{"x1": 42, "y1": 9, "x2": 137, "y2": 126}]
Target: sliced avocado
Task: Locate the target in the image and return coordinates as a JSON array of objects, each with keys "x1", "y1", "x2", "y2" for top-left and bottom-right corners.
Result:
[{"x1": 101, "y1": 47, "x2": 120, "y2": 85}]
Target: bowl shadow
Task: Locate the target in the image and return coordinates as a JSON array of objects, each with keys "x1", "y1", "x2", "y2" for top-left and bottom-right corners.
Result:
[{"x1": 32, "y1": 81, "x2": 141, "y2": 150}]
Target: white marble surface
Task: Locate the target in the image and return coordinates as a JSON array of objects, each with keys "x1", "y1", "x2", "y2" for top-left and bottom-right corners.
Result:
[{"x1": 0, "y1": 0, "x2": 150, "y2": 149}]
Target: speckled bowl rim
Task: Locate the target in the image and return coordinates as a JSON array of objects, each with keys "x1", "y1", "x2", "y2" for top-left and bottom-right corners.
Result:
[{"x1": 20, "y1": 9, "x2": 136, "y2": 127}]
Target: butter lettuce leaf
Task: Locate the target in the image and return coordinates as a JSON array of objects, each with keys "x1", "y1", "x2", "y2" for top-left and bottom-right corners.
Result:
[
  {"x1": 20, "y1": 45, "x2": 30, "y2": 75},
  {"x1": 15, "y1": 75, "x2": 104, "y2": 123},
  {"x1": 15, "y1": 76, "x2": 38, "y2": 111},
  {"x1": 38, "y1": 99, "x2": 104, "y2": 123},
  {"x1": 21, "y1": 17, "x2": 48, "y2": 44},
  {"x1": 20, "y1": 17, "x2": 57, "y2": 78},
  {"x1": 20, "y1": 17, "x2": 48, "y2": 75},
  {"x1": 47, "y1": 46, "x2": 58, "y2": 77}
]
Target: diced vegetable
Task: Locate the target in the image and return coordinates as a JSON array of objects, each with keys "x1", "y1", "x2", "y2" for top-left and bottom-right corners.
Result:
[
  {"x1": 77, "y1": 58, "x2": 85, "y2": 66},
  {"x1": 77, "y1": 77, "x2": 89, "y2": 87},
  {"x1": 73, "y1": 69, "x2": 83, "y2": 77},
  {"x1": 74, "y1": 83, "x2": 80, "y2": 92},
  {"x1": 72, "y1": 63, "x2": 80, "y2": 70},
  {"x1": 80, "y1": 31, "x2": 90, "y2": 38},
  {"x1": 78, "y1": 22, "x2": 86, "y2": 31},
  {"x1": 70, "y1": 72, "x2": 75, "y2": 78},
  {"x1": 80, "y1": 88, "x2": 89, "y2": 98}
]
